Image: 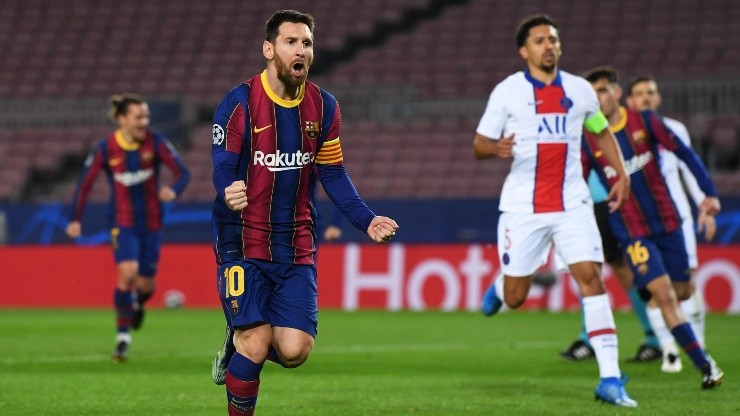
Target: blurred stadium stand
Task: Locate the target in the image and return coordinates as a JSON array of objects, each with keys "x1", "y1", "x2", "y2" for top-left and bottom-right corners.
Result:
[{"x1": 0, "y1": 0, "x2": 737, "y2": 203}]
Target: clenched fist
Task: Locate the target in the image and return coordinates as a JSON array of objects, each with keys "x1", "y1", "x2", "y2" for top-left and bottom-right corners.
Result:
[{"x1": 224, "y1": 180, "x2": 248, "y2": 211}]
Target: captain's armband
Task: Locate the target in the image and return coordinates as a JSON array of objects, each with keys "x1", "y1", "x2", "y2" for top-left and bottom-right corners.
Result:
[{"x1": 584, "y1": 111, "x2": 609, "y2": 134}]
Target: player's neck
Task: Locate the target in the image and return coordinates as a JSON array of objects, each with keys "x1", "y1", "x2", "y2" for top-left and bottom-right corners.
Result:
[
  {"x1": 118, "y1": 129, "x2": 135, "y2": 143},
  {"x1": 607, "y1": 106, "x2": 626, "y2": 127},
  {"x1": 527, "y1": 66, "x2": 557, "y2": 85},
  {"x1": 265, "y1": 69, "x2": 301, "y2": 101}
]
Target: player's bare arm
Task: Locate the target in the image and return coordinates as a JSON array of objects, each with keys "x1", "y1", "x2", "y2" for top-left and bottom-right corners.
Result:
[
  {"x1": 367, "y1": 216, "x2": 399, "y2": 244},
  {"x1": 473, "y1": 133, "x2": 515, "y2": 159},
  {"x1": 594, "y1": 128, "x2": 630, "y2": 211},
  {"x1": 224, "y1": 180, "x2": 248, "y2": 211}
]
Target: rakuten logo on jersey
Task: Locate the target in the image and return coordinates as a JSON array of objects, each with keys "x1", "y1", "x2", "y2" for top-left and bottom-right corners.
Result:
[
  {"x1": 253, "y1": 150, "x2": 314, "y2": 172},
  {"x1": 114, "y1": 168, "x2": 154, "y2": 186},
  {"x1": 604, "y1": 152, "x2": 653, "y2": 178}
]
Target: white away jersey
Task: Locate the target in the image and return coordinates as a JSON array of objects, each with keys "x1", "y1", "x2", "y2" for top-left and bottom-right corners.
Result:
[
  {"x1": 659, "y1": 117, "x2": 705, "y2": 222},
  {"x1": 477, "y1": 70, "x2": 600, "y2": 213}
]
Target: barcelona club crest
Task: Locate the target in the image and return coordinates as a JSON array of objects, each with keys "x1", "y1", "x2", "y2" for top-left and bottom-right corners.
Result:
[{"x1": 304, "y1": 120, "x2": 320, "y2": 139}]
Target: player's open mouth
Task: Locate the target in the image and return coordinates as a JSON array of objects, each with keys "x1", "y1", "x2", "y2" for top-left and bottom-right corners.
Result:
[{"x1": 291, "y1": 63, "x2": 305, "y2": 76}]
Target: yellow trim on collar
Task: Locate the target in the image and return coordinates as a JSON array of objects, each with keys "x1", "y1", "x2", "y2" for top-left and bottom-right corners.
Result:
[
  {"x1": 609, "y1": 107, "x2": 628, "y2": 133},
  {"x1": 114, "y1": 130, "x2": 140, "y2": 151},
  {"x1": 260, "y1": 70, "x2": 304, "y2": 108}
]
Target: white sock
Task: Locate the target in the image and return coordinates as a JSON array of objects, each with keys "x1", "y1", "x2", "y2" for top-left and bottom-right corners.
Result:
[
  {"x1": 583, "y1": 294, "x2": 620, "y2": 379},
  {"x1": 116, "y1": 332, "x2": 132, "y2": 344},
  {"x1": 680, "y1": 289, "x2": 706, "y2": 348},
  {"x1": 646, "y1": 306, "x2": 678, "y2": 354},
  {"x1": 494, "y1": 272, "x2": 505, "y2": 301}
]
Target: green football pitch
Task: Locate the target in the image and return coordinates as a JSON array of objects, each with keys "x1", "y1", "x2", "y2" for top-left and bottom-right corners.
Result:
[{"x1": 0, "y1": 309, "x2": 736, "y2": 415}]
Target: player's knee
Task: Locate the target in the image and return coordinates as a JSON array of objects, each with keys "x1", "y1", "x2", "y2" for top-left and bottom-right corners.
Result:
[
  {"x1": 234, "y1": 327, "x2": 272, "y2": 363},
  {"x1": 650, "y1": 287, "x2": 677, "y2": 308},
  {"x1": 673, "y1": 286, "x2": 692, "y2": 301},
  {"x1": 275, "y1": 341, "x2": 313, "y2": 368}
]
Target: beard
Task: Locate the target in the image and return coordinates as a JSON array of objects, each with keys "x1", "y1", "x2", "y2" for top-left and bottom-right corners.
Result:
[{"x1": 274, "y1": 53, "x2": 310, "y2": 90}]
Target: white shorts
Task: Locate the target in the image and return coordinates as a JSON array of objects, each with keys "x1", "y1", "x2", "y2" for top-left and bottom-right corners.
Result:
[
  {"x1": 497, "y1": 205, "x2": 604, "y2": 277},
  {"x1": 682, "y1": 217, "x2": 698, "y2": 269}
]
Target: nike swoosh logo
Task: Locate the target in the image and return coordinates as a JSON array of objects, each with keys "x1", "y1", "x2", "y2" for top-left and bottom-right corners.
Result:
[
  {"x1": 109, "y1": 157, "x2": 124, "y2": 166},
  {"x1": 253, "y1": 124, "x2": 272, "y2": 133}
]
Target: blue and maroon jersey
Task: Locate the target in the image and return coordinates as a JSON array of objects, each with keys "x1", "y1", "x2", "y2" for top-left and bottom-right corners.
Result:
[
  {"x1": 70, "y1": 130, "x2": 190, "y2": 231},
  {"x1": 582, "y1": 107, "x2": 717, "y2": 241},
  {"x1": 211, "y1": 71, "x2": 374, "y2": 265}
]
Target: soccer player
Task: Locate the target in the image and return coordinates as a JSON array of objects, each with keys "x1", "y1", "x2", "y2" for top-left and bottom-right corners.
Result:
[
  {"x1": 66, "y1": 93, "x2": 190, "y2": 362},
  {"x1": 580, "y1": 66, "x2": 724, "y2": 389},
  {"x1": 626, "y1": 76, "x2": 716, "y2": 372},
  {"x1": 474, "y1": 15, "x2": 636, "y2": 407},
  {"x1": 208, "y1": 10, "x2": 398, "y2": 415}
]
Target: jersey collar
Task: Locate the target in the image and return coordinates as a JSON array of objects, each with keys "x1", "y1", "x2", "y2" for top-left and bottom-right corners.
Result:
[
  {"x1": 609, "y1": 107, "x2": 628, "y2": 133},
  {"x1": 114, "y1": 130, "x2": 141, "y2": 151},
  {"x1": 524, "y1": 69, "x2": 562, "y2": 88},
  {"x1": 260, "y1": 70, "x2": 305, "y2": 108}
]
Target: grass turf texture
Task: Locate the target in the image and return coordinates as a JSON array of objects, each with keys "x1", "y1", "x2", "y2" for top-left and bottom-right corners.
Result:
[{"x1": 0, "y1": 309, "x2": 736, "y2": 415}]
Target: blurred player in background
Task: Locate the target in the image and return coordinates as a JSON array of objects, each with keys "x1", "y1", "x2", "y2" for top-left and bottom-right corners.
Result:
[
  {"x1": 66, "y1": 93, "x2": 190, "y2": 362},
  {"x1": 626, "y1": 75, "x2": 716, "y2": 372},
  {"x1": 474, "y1": 14, "x2": 636, "y2": 407},
  {"x1": 580, "y1": 67, "x2": 724, "y2": 389},
  {"x1": 208, "y1": 10, "x2": 398, "y2": 416}
]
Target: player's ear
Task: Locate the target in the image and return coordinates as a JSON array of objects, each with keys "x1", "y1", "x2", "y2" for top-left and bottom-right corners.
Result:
[
  {"x1": 263, "y1": 40, "x2": 274, "y2": 60},
  {"x1": 518, "y1": 45, "x2": 528, "y2": 60}
]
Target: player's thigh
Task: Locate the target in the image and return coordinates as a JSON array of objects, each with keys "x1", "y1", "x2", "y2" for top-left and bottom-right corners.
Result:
[
  {"x1": 217, "y1": 260, "x2": 274, "y2": 331},
  {"x1": 138, "y1": 230, "x2": 163, "y2": 278},
  {"x1": 497, "y1": 211, "x2": 553, "y2": 277},
  {"x1": 622, "y1": 236, "x2": 673, "y2": 289},
  {"x1": 268, "y1": 263, "x2": 318, "y2": 338},
  {"x1": 112, "y1": 227, "x2": 139, "y2": 265},
  {"x1": 551, "y1": 205, "x2": 604, "y2": 266},
  {"x1": 655, "y1": 231, "x2": 692, "y2": 299},
  {"x1": 272, "y1": 326, "x2": 315, "y2": 364}
]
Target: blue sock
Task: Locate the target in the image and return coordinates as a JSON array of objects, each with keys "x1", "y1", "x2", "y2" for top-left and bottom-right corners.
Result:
[
  {"x1": 228, "y1": 352, "x2": 263, "y2": 381},
  {"x1": 671, "y1": 323, "x2": 709, "y2": 369},
  {"x1": 113, "y1": 289, "x2": 133, "y2": 334},
  {"x1": 226, "y1": 353, "x2": 263, "y2": 415},
  {"x1": 628, "y1": 287, "x2": 659, "y2": 348}
]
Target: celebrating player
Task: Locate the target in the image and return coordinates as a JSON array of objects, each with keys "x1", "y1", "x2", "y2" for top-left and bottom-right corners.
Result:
[
  {"x1": 474, "y1": 14, "x2": 636, "y2": 407},
  {"x1": 208, "y1": 10, "x2": 398, "y2": 416},
  {"x1": 580, "y1": 66, "x2": 724, "y2": 389},
  {"x1": 66, "y1": 93, "x2": 190, "y2": 362}
]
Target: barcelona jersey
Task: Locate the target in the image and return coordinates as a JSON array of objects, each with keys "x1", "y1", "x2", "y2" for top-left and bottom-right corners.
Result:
[
  {"x1": 211, "y1": 71, "x2": 374, "y2": 266},
  {"x1": 70, "y1": 130, "x2": 190, "y2": 231},
  {"x1": 582, "y1": 108, "x2": 717, "y2": 241}
]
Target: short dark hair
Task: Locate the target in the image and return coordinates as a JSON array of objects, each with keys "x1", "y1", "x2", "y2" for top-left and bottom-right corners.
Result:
[
  {"x1": 265, "y1": 10, "x2": 315, "y2": 43},
  {"x1": 515, "y1": 14, "x2": 560, "y2": 47},
  {"x1": 107, "y1": 93, "x2": 145, "y2": 122},
  {"x1": 626, "y1": 75, "x2": 657, "y2": 96},
  {"x1": 582, "y1": 66, "x2": 619, "y2": 84}
]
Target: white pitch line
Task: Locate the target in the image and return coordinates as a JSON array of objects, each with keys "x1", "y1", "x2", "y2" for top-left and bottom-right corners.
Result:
[{"x1": 0, "y1": 340, "x2": 564, "y2": 365}]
